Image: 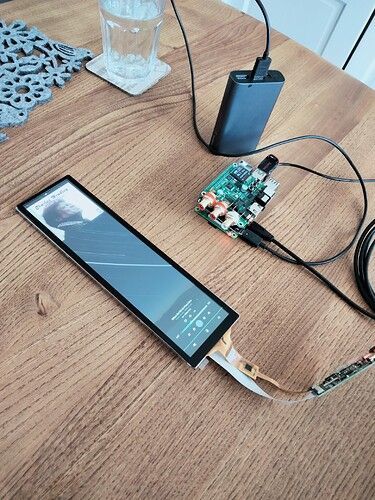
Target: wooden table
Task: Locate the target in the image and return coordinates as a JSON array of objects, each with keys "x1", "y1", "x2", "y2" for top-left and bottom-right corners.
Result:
[{"x1": 1, "y1": 0, "x2": 374, "y2": 498}]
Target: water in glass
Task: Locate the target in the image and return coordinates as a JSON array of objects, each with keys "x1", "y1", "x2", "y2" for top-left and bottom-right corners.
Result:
[{"x1": 99, "y1": 0, "x2": 165, "y2": 79}]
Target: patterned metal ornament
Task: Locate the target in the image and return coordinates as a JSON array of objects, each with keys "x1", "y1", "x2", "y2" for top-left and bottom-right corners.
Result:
[{"x1": 0, "y1": 19, "x2": 94, "y2": 142}]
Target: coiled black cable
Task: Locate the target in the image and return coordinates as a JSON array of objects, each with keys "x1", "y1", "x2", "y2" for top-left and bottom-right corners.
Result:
[{"x1": 354, "y1": 219, "x2": 375, "y2": 313}]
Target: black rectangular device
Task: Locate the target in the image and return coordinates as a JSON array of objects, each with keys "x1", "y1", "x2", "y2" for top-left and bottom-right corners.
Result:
[
  {"x1": 16, "y1": 176, "x2": 239, "y2": 368},
  {"x1": 210, "y1": 70, "x2": 285, "y2": 156}
]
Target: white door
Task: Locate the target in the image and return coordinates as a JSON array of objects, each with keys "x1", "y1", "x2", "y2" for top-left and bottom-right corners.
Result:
[{"x1": 223, "y1": 0, "x2": 375, "y2": 86}]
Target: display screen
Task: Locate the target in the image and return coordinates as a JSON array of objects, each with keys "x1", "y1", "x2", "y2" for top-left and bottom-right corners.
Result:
[{"x1": 17, "y1": 176, "x2": 238, "y2": 367}]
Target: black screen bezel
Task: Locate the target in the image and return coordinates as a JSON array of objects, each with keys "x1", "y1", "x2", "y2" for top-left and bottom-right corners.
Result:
[{"x1": 16, "y1": 175, "x2": 239, "y2": 367}]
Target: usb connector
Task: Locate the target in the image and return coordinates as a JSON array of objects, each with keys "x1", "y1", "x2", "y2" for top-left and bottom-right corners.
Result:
[
  {"x1": 240, "y1": 222, "x2": 274, "y2": 248},
  {"x1": 251, "y1": 56, "x2": 272, "y2": 81}
]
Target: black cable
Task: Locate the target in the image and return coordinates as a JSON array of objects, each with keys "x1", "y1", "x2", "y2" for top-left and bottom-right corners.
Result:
[
  {"x1": 253, "y1": 0, "x2": 271, "y2": 58},
  {"x1": 246, "y1": 135, "x2": 369, "y2": 267},
  {"x1": 354, "y1": 219, "x2": 375, "y2": 312},
  {"x1": 170, "y1": 0, "x2": 208, "y2": 148},
  {"x1": 279, "y1": 162, "x2": 375, "y2": 184},
  {"x1": 243, "y1": 223, "x2": 375, "y2": 319},
  {"x1": 171, "y1": 0, "x2": 270, "y2": 59},
  {"x1": 262, "y1": 238, "x2": 375, "y2": 320},
  {"x1": 263, "y1": 161, "x2": 375, "y2": 267},
  {"x1": 221, "y1": 134, "x2": 373, "y2": 269},
  {"x1": 173, "y1": 1, "x2": 375, "y2": 396},
  {"x1": 262, "y1": 244, "x2": 317, "y2": 266}
]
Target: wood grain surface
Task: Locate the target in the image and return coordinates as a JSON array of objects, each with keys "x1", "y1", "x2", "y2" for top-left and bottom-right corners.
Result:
[{"x1": 0, "y1": 0, "x2": 374, "y2": 498}]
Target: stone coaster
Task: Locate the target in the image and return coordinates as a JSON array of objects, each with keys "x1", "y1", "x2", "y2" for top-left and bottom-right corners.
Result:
[
  {"x1": 86, "y1": 53, "x2": 170, "y2": 96},
  {"x1": 0, "y1": 19, "x2": 94, "y2": 141}
]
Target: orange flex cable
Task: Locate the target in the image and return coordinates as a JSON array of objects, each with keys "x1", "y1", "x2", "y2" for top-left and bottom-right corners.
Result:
[{"x1": 210, "y1": 330, "x2": 309, "y2": 395}]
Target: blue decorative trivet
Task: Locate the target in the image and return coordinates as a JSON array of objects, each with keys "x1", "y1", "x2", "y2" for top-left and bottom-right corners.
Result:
[{"x1": 0, "y1": 20, "x2": 94, "y2": 142}]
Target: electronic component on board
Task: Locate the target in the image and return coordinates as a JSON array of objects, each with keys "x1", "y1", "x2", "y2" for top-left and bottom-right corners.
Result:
[
  {"x1": 257, "y1": 154, "x2": 279, "y2": 174},
  {"x1": 311, "y1": 349, "x2": 375, "y2": 396},
  {"x1": 222, "y1": 211, "x2": 241, "y2": 230},
  {"x1": 197, "y1": 191, "x2": 216, "y2": 211},
  {"x1": 195, "y1": 155, "x2": 279, "y2": 238},
  {"x1": 231, "y1": 164, "x2": 251, "y2": 183},
  {"x1": 263, "y1": 178, "x2": 279, "y2": 198},
  {"x1": 209, "y1": 201, "x2": 229, "y2": 220},
  {"x1": 249, "y1": 202, "x2": 263, "y2": 218}
]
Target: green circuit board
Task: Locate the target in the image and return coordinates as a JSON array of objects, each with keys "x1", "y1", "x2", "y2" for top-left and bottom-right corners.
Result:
[
  {"x1": 195, "y1": 157, "x2": 279, "y2": 238},
  {"x1": 311, "y1": 350, "x2": 375, "y2": 396}
]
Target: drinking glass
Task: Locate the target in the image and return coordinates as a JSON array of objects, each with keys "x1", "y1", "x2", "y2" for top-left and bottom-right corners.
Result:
[{"x1": 99, "y1": 0, "x2": 167, "y2": 80}]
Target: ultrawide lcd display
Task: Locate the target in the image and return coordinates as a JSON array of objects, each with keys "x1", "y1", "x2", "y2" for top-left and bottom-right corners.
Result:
[{"x1": 19, "y1": 178, "x2": 238, "y2": 365}]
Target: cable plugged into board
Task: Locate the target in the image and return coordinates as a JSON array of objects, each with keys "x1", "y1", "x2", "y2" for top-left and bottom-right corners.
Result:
[
  {"x1": 195, "y1": 155, "x2": 280, "y2": 239},
  {"x1": 195, "y1": 154, "x2": 375, "y2": 322}
]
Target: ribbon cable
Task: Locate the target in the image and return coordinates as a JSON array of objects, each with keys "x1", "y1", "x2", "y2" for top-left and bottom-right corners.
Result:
[{"x1": 208, "y1": 330, "x2": 315, "y2": 403}]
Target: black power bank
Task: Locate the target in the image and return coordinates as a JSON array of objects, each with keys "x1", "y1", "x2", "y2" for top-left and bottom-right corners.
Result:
[{"x1": 210, "y1": 70, "x2": 285, "y2": 156}]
